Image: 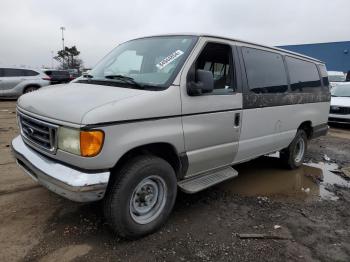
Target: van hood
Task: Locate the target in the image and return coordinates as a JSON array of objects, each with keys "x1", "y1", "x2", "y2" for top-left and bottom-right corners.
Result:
[
  {"x1": 331, "y1": 96, "x2": 350, "y2": 107},
  {"x1": 17, "y1": 83, "x2": 180, "y2": 125},
  {"x1": 17, "y1": 83, "x2": 147, "y2": 124}
]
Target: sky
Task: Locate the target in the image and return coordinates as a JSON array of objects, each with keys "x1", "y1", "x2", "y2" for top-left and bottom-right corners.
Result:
[{"x1": 0, "y1": 0, "x2": 349, "y2": 69}]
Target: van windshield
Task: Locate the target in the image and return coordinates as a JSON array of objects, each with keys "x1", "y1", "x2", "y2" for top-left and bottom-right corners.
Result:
[
  {"x1": 86, "y1": 36, "x2": 198, "y2": 90},
  {"x1": 331, "y1": 84, "x2": 350, "y2": 97}
]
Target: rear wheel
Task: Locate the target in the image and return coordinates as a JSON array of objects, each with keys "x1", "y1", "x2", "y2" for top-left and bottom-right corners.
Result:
[
  {"x1": 103, "y1": 155, "x2": 177, "y2": 239},
  {"x1": 280, "y1": 129, "x2": 308, "y2": 169},
  {"x1": 23, "y1": 86, "x2": 38, "y2": 94}
]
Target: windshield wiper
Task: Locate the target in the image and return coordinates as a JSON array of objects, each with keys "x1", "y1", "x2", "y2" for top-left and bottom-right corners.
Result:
[{"x1": 104, "y1": 74, "x2": 144, "y2": 88}]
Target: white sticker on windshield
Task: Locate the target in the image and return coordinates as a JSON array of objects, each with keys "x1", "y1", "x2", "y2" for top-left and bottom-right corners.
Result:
[{"x1": 156, "y1": 50, "x2": 184, "y2": 70}]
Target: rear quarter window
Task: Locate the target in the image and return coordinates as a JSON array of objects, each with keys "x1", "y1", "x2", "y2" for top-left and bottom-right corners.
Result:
[
  {"x1": 24, "y1": 70, "x2": 39, "y2": 76},
  {"x1": 286, "y1": 57, "x2": 322, "y2": 92},
  {"x1": 242, "y1": 47, "x2": 288, "y2": 94}
]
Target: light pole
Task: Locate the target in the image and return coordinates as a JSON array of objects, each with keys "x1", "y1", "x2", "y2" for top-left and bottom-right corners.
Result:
[
  {"x1": 60, "y1": 26, "x2": 65, "y2": 68},
  {"x1": 60, "y1": 26, "x2": 65, "y2": 51}
]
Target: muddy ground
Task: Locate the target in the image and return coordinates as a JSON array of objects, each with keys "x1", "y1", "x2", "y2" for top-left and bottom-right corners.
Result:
[{"x1": 1, "y1": 100, "x2": 350, "y2": 262}]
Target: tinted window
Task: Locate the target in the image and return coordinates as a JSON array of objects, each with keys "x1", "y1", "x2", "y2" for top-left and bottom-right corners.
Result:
[
  {"x1": 242, "y1": 48, "x2": 288, "y2": 94},
  {"x1": 44, "y1": 70, "x2": 70, "y2": 77},
  {"x1": 3, "y1": 68, "x2": 26, "y2": 77},
  {"x1": 318, "y1": 64, "x2": 329, "y2": 87},
  {"x1": 58, "y1": 71, "x2": 69, "y2": 76},
  {"x1": 24, "y1": 70, "x2": 39, "y2": 76},
  {"x1": 286, "y1": 57, "x2": 322, "y2": 92}
]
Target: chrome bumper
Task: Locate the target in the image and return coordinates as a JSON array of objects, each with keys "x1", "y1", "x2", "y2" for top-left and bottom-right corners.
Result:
[{"x1": 11, "y1": 135, "x2": 110, "y2": 202}]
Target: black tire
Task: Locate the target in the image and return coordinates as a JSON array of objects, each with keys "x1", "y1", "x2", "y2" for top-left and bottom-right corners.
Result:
[
  {"x1": 280, "y1": 129, "x2": 308, "y2": 169},
  {"x1": 103, "y1": 155, "x2": 177, "y2": 239},
  {"x1": 23, "y1": 86, "x2": 38, "y2": 94}
]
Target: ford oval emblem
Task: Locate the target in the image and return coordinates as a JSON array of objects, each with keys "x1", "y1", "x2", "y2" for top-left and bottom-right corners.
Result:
[{"x1": 27, "y1": 127, "x2": 34, "y2": 135}]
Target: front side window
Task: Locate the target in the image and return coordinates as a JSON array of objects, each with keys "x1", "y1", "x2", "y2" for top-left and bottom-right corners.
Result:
[
  {"x1": 193, "y1": 42, "x2": 234, "y2": 95},
  {"x1": 87, "y1": 36, "x2": 198, "y2": 90},
  {"x1": 286, "y1": 57, "x2": 322, "y2": 92},
  {"x1": 242, "y1": 47, "x2": 288, "y2": 94}
]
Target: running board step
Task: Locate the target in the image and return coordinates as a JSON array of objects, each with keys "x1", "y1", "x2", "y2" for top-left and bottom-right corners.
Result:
[{"x1": 178, "y1": 167, "x2": 238, "y2": 194}]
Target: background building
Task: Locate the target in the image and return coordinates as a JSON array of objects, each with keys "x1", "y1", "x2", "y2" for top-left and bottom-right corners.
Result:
[{"x1": 278, "y1": 41, "x2": 350, "y2": 72}]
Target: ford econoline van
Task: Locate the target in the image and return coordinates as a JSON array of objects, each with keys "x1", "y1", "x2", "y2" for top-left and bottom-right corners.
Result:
[{"x1": 11, "y1": 34, "x2": 330, "y2": 238}]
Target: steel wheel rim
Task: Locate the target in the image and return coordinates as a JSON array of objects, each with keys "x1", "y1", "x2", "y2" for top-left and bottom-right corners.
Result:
[
  {"x1": 129, "y1": 175, "x2": 167, "y2": 224},
  {"x1": 294, "y1": 138, "x2": 305, "y2": 163}
]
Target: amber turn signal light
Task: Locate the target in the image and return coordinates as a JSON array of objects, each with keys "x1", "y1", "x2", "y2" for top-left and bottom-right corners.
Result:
[{"x1": 80, "y1": 130, "x2": 104, "y2": 157}]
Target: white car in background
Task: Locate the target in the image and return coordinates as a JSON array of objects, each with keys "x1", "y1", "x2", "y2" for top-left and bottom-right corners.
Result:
[
  {"x1": 0, "y1": 67, "x2": 50, "y2": 98},
  {"x1": 328, "y1": 71, "x2": 346, "y2": 87},
  {"x1": 329, "y1": 83, "x2": 350, "y2": 124}
]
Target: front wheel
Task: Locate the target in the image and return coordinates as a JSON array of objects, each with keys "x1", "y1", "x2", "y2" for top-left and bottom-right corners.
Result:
[
  {"x1": 103, "y1": 155, "x2": 177, "y2": 239},
  {"x1": 280, "y1": 130, "x2": 308, "y2": 169}
]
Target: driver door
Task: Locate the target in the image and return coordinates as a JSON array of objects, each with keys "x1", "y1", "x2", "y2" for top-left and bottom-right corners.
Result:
[{"x1": 180, "y1": 37, "x2": 243, "y2": 177}]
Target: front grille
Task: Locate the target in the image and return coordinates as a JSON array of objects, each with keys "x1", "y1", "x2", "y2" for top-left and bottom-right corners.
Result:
[
  {"x1": 330, "y1": 106, "x2": 350, "y2": 115},
  {"x1": 18, "y1": 111, "x2": 58, "y2": 153}
]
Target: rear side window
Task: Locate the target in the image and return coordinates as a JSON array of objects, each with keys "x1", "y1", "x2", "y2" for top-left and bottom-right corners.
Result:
[
  {"x1": 3, "y1": 68, "x2": 26, "y2": 77},
  {"x1": 242, "y1": 47, "x2": 288, "y2": 94},
  {"x1": 52, "y1": 71, "x2": 69, "y2": 76},
  {"x1": 318, "y1": 64, "x2": 329, "y2": 87},
  {"x1": 286, "y1": 57, "x2": 322, "y2": 92}
]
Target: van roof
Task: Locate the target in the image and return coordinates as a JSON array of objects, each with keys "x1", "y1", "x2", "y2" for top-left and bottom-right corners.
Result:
[{"x1": 131, "y1": 33, "x2": 323, "y2": 64}]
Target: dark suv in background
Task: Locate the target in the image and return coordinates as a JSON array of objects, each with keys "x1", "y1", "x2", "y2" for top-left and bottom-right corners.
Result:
[{"x1": 42, "y1": 70, "x2": 71, "y2": 84}]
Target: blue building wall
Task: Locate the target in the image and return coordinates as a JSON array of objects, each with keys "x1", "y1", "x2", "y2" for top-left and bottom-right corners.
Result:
[{"x1": 278, "y1": 41, "x2": 350, "y2": 72}]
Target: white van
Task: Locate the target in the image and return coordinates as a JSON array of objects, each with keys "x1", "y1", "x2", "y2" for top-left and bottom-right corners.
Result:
[{"x1": 12, "y1": 34, "x2": 330, "y2": 238}]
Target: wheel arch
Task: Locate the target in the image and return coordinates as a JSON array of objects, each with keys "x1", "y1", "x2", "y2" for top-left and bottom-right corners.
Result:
[
  {"x1": 297, "y1": 120, "x2": 313, "y2": 139},
  {"x1": 23, "y1": 84, "x2": 41, "y2": 93},
  {"x1": 110, "y1": 142, "x2": 188, "y2": 184}
]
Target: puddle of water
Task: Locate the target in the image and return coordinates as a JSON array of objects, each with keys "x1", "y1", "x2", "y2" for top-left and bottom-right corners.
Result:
[{"x1": 219, "y1": 156, "x2": 350, "y2": 201}]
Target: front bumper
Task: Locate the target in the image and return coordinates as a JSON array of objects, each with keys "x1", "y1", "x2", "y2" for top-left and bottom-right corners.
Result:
[
  {"x1": 329, "y1": 114, "x2": 350, "y2": 124},
  {"x1": 11, "y1": 135, "x2": 110, "y2": 202}
]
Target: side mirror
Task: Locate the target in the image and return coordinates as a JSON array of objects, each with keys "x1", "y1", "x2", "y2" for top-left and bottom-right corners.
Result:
[{"x1": 188, "y1": 69, "x2": 214, "y2": 96}]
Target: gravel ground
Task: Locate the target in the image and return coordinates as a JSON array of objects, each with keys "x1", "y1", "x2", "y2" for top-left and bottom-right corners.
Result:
[{"x1": 0, "y1": 100, "x2": 350, "y2": 262}]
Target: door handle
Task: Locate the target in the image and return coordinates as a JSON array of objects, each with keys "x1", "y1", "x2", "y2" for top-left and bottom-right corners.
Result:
[{"x1": 234, "y1": 112, "x2": 240, "y2": 127}]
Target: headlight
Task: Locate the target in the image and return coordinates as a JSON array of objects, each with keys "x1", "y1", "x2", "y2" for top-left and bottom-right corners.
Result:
[{"x1": 58, "y1": 127, "x2": 104, "y2": 157}]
